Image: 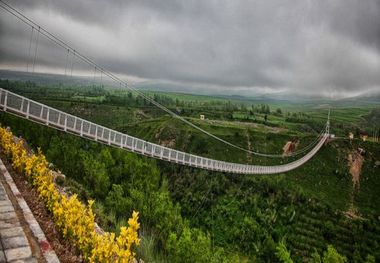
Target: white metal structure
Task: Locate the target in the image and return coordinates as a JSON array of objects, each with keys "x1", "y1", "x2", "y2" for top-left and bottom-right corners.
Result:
[{"x1": 0, "y1": 88, "x2": 329, "y2": 174}]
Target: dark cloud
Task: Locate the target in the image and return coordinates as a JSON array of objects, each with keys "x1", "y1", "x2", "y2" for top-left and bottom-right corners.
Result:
[{"x1": 1, "y1": 0, "x2": 379, "y2": 97}]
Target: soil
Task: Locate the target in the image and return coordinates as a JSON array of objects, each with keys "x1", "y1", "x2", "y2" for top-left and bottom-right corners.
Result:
[
  {"x1": 155, "y1": 127, "x2": 176, "y2": 148},
  {"x1": 345, "y1": 205, "x2": 361, "y2": 219},
  {"x1": 282, "y1": 140, "x2": 299, "y2": 156},
  {"x1": 345, "y1": 150, "x2": 364, "y2": 219},
  {"x1": 160, "y1": 139, "x2": 176, "y2": 148},
  {"x1": 154, "y1": 127, "x2": 163, "y2": 140},
  {"x1": 348, "y1": 151, "x2": 364, "y2": 190},
  {"x1": 0, "y1": 152, "x2": 83, "y2": 263},
  {"x1": 135, "y1": 109, "x2": 148, "y2": 120}
]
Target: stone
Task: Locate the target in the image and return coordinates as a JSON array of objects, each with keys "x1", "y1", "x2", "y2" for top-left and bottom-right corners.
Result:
[
  {"x1": 28, "y1": 223, "x2": 44, "y2": 241},
  {"x1": 8, "y1": 257, "x2": 38, "y2": 263},
  {"x1": 0, "y1": 200, "x2": 12, "y2": 207},
  {"x1": 3, "y1": 235, "x2": 29, "y2": 249},
  {"x1": 0, "y1": 221, "x2": 21, "y2": 229},
  {"x1": 0, "y1": 226, "x2": 24, "y2": 238},
  {"x1": 0, "y1": 250, "x2": 6, "y2": 263},
  {"x1": 52, "y1": 171, "x2": 65, "y2": 186},
  {"x1": 0, "y1": 211, "x2": 17, "y2": 220},
  {"x1": 17, "y1": 200, "x2": 30, "y2": 212},
  {"x1": 0, "y1": 205, "x2": 14, "y2": 213},
  {"x1": 4, "y1": 247, "x2": 32, "y2": 261},
  {"x1": 44, "y1": 252, "x2": 60, "y2": 263}
]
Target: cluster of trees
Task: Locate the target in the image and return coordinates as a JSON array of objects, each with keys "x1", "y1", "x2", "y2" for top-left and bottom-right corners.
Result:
[
  {"x1": 1, "y1": 113, "x2": 239, "y2": 262},
  {"x1": 285, "y1": 112, "x2": 310, "y2": 122},
  {"x1": 276, "y1": 243, "x2": 376, "y2": 263},
  {"x1": 1, "y1": 80, "x2": 288, "y2": 126},
  {"x1": 1, "y1": 106, "x2": 379, "y2": 262}
]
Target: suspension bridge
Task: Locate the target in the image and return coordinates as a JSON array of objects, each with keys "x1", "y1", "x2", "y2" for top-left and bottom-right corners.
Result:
[
  {"x1": 0, "y1": 1, "x2": 331, "y2": 174},
  {"x1": 0, "y1": 88, "x2": 330, "y2": 174}
]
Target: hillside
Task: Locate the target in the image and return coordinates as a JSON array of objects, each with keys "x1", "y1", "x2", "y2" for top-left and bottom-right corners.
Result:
[{"x1": 0, "y1": 80, "x2": 379, "y2": 262}]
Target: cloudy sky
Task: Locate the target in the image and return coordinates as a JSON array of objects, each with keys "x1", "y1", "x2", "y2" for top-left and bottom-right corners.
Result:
[{"x1": 0, "y1": 0, "x2": 380, "y2": 98}]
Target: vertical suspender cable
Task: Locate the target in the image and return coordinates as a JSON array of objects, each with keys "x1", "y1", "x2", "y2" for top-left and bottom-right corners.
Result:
[
  {"x1": 64, "y1": 49, "x2": 69, "y2": 76},
  {"x1": 26, "y1": 27, "x2": 34, "y2": 72},
  {"x1": 70, "y1": 50, "x2": 75, "y2": 77},
  {"x1": 32, "y1": 26, "x2": 40, "y2": 73},
  {"x1": 93, "y1": 67, "x2": 97, "y2": 87}
]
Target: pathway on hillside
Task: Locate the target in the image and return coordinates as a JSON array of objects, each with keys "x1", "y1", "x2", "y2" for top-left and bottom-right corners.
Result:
[{"x1": 0, "y1": 159, "x2": 59, "y2": 262}]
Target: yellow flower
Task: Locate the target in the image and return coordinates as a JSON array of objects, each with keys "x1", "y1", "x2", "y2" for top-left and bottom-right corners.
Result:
[{"x1": 0, "y1": 126, "x2": 140, "y2": 262}]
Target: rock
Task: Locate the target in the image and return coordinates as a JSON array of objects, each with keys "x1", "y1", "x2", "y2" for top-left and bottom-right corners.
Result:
[
  {"x1": 4, "y1": 247, "x2": 32, "y2": 261},
  {"x1": 51, "y1": 171, "x2": 65, "y2": 185}
]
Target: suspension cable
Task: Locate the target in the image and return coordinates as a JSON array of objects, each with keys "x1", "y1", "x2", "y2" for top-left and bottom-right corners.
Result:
[
  {"x1": 0, "y1": 0, "x2": 329, "y2": 158},
  {"x1": 70, "y1": 50, "x2": 75, "y2": 77},
  {"x1": 64, "y1": 49, "x2": 69, "y2": 76}
]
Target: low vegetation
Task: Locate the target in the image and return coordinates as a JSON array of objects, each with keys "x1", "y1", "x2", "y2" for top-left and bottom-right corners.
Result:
[
  {"x1": 0, "y1": 80, "x2": 379, "y2": 262},
  {"x1": 0, "y1": 126, "x2": 140, "y2": 262}
]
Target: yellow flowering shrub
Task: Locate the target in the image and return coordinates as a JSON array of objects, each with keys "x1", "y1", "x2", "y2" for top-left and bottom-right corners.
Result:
[{"x1": 0, "y1": 126, "x2": 140, "y2": 262}]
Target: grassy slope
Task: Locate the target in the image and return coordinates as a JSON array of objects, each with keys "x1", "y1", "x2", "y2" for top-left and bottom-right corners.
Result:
[{"x1": 24, "y1": 93, "x2": 380, "y2": 215}]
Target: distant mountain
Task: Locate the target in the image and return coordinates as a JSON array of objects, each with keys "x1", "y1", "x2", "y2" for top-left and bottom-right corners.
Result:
[
  {"x1": 1, "y1": 70, "x2": 379, "y2": 106},
  {"x1": 0, "y1": 69, "x2": 117, "y2": 87}
]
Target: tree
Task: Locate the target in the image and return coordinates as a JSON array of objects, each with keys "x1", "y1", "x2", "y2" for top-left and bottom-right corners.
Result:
[
  {"x1": 275, "y1": 239, "x2": 293, "y2": 263},
  {"x1": 99, "y1": 147, "x2": 115, "y2": 169},
  {"x1": 322, "y1": 245, "x2": 347, "y2": 263},
  {"x1": 81, "y1": 154, "x2": 110, "y2": 198},
  {"x1": 105, "y1": 184, "x2": 129, "y2": 219},
  {"x1": 365, "y1": 255, "x2": 375, "y2": 263},
  {"x1": 166, "y1": 226, "x2": 233, "y2": 263},
  {"x1": 311, "y1": 249, "x2": 322, "y2": 263},
  {"x1": 266, "y1": 104, "x2": 271, "y2": 114}
]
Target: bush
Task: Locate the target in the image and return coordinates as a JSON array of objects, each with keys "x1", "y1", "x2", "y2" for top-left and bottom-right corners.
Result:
[
  {"x1": 0, "y1": 126, "x2": 140, "y2": 262},
  {"x1": 322, "y1": 245, "x2": 347, "y2": 263}
]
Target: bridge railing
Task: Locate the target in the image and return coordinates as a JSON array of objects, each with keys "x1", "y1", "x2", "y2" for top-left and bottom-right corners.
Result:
[{"x1": 0, "y1": 88, "x2": 327, "y2": 174}]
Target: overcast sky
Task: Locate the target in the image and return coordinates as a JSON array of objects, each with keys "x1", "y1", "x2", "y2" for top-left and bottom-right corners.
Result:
[{"x1": 1, "y1": 0, "x2": 380, "y2": 98}]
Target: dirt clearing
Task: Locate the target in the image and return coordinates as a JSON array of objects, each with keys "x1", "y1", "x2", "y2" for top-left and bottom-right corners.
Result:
[{"x1": 348, "y1": 150, "x2": 364, "y2": 190}]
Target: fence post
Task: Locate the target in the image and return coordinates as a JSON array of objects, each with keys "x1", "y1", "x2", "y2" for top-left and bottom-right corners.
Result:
[
  {"x1": 95, "y1": 126, "x2": 98, "y2": 141},
  {"x1": 20, "y1": 98, "x2": 25, "y2": 113},
  {"x1": 46, "y1": 108, "x2": 50, "y2": 125},
  {"x1": 80, "y1": 120, "x2": 83, "y2": 136},
  {"x1": 4, "y1": 91, "x2": 8, "y2": 111},
  {"x1": 26, "y1": 100, "x2": 30, "y2": 119},
  {"x1": 64, "y1": 114, "x2": 67, "y2": 131}
]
